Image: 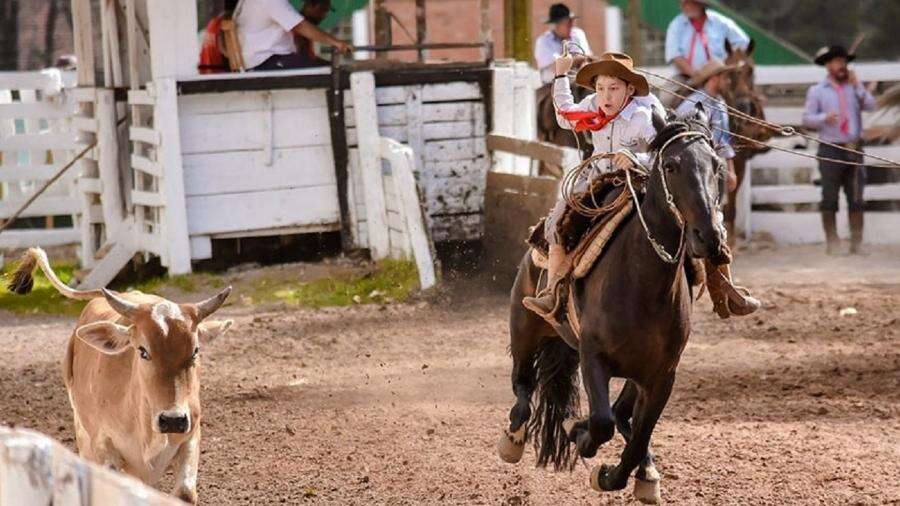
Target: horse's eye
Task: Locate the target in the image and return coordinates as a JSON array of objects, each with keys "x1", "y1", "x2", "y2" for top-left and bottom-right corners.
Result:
[
  {"x1": 192, "y1": 346, "x2": 200, "y2": 359},
  {"x1": 664, "y1": 161, "x2": 678, "y2": 173},
  {"x1": 138, "y1": 346, "x2": 150, "y2": 360}
]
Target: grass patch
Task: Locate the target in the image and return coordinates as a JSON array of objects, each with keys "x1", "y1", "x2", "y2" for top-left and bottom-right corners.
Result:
[
  {"x1": 0, "y1": 261, "x2": 86, "y2": 317},
  {"x1": 247, "y1": 259, "x2": 419, "y2": 308}
]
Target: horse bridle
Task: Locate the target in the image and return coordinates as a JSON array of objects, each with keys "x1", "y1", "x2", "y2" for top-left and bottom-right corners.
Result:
[{"x1": 623, "y1": 130, "x2": 715, "y2": 265}]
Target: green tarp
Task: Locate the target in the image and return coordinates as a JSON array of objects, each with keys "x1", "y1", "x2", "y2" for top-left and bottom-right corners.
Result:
[
  {"x1": 289, "y1": 0, "x2": 369, "y2": 30},
  {"x1": 608, "y1": 0, "x2": 810, "y2": 64}
]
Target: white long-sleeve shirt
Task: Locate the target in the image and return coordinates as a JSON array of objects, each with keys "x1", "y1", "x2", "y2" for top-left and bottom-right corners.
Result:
[
  {"x1": 534, "y1": 28, "x2": 592, "y2": 84},
  {"x1": 553, "y1": 76, "x2": 656, "y2": 171}
]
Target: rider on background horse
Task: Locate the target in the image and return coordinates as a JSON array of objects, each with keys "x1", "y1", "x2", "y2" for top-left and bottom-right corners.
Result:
[
  {"x1": 523, "y1": 51, "x2": 760, "y2": 324},
  {"x1": 534, "y1": 3, "x2": 593, "y2": 86},
  {"x1": 676, "y1": 59, "x2": 761, "y2": 319},
  {"x1": 663, "y1": 0, "x2": 750, "y2": 106}
]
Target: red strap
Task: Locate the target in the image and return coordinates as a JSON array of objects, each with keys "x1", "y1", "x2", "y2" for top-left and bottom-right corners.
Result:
[
  {"x1": 830, "y1": 81, "x2": 851, "y2": 135},
  {"x1": 686, "y1": 16, "x2": 710, "y2": 68}
]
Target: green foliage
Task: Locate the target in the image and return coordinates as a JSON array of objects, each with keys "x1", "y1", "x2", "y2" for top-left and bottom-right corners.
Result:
[{"x1": 0, "y1": 261, "x2": 86, "y2": 316}]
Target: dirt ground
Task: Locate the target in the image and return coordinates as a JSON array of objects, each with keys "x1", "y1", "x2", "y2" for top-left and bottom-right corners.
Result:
[{"x1": 1, "y1": 244, "x2": 898, "y2": 505}]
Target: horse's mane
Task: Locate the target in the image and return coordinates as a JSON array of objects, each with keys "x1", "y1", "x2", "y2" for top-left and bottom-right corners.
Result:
[{"x1": 648, "y1": 116, "x2": 711, "y2": 153}]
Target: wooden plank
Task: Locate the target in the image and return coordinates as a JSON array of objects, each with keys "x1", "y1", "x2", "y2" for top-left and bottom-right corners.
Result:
[
  {"x1": 96, "y1": 89, "x2": 125, "y2": 231},
  {"x1": 421, "y1": 82, "x2": 482, "y2": 102},
  {"x1": 423, "y1": 102, "x2": 482, "y2": 123},
  {"x1": 185, "y1": 187, "x2": 340, "y2": 235},
  {"x1": 351, "y1": 71, "x2": 391, "y2": 259},
  {"x1": 0, "y1": 196, "x2": 79, "y2": 218},
  {"x1": 405, "y1": 85, "x2": 425, "y2": 175},
  {"x1": 179, "y1": 88, "x2": 328, "y2": 115},
  {"x1": 643, "y1": 62, "x2": 900, "y2": 87},
  {"x1": 131, "y1": 154, "x2": 163, "y2": 178},
  {"x1": 491, "y1": 66, "x2": 515, "y2": 173},
  {"x1": 0, "y1": 102, "x2": 71, "y2": 120},
  {"x1": 0, "y1": 71, "x2": 59, "y2": 90},
  {"x1": 347, "y1": 125, "x2": 407, "y2": 146},
  {"x1": 88, "y1": 204, "x2": 104, "y2": 223},
  {"x1": 751, "y1": 211, "x2": 900, "y2": 244},
  {"x1": 153, "y1": 78, "x2": 192, "y2": 274},
  {"x1": 70, "y1": 87, "x2": 97, "y2": 102},
  {"x1": 422, "y1": 121, "x2": 478, "y2": 141},
  {"x1": 71, "y1": 0, "x2": 95, "y2": 86},
  {"x1": 127, "y1": 89, "x2": 155, "y2": 105},
  {"x1": 764, "y1": 106, "x2": 899, "y2": 128},
  {"x1": 182, "y1": 146, "x2": 336, "y2": 196},
  {"x1": 0, "y1": 228, "x2": 80, "y2": 249},
  {"x1": 178, "y1": 107, "x2": 333, "y2": 154},
  {"x1": 129, "y1": 126, "x2": 161, "y2": 145},
  {"x1": 78, "y1": 177, "x2": 103, "y2": 194},
  {"x1": 132, "y1": 190, "x2": 164, "y2": 208},
  {"x1": 71, "y1": 116, "x2": 98, "y2": 132},
  {"x1": 752, "y1": 183, "x2": 900, "y2": 205},
  {"x1": 486, "y1": 134, "x2": 580, "y2": 168},
  {"x1": 429, "y1": 213, "x2": 482, "y2": 242},
  {"x1": 343, "y1": 86, "x2": 407, "y2": 107},
  {"x1": 0, "y1": 133, "x2": 79, "y2": 151},
  {"x1": 0, "y1": 165, "x2": 60, "y2": 182},
  {"x1": 381, "y1": 137, "x2": 438, "y2": 289},
  {"x1": 146, "y1": 0, "x2": 199, "y2": 79},
  {"x1": 190, "y1": 235, "x2": 213, "y2": 260},
  {"x1": 750, "y1": 145, "x2": 900, "y2": 171},
  {"x1": 424, "y1": 138, "x2": 487, "y2": 162},
  {"x1": 209, "y1": 223, "x2": 338, "y2": 239}
]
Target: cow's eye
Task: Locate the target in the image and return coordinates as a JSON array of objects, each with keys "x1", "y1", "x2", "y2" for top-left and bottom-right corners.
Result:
[{"x1": 138, "y1": 346, "x2": 150, "y2": 360}]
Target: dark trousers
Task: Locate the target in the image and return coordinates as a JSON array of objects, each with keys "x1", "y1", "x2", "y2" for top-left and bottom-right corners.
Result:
[
  {"x1": 251, "y1": 53, "x2": 329, "y2": 71},
  {"x1": 818, "y1": 143, "x2": 866, "y2": 212}
]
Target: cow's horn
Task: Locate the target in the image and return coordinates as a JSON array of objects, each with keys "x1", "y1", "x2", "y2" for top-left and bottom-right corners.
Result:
[
  {"x1": 194, "y1": 286, "x2": 232, "y2": 321},
  {"x1": 101, "y1": 288, "x2": 139, "y2": 318}
]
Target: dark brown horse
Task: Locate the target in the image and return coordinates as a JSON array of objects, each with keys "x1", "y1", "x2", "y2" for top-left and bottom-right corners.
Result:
[
  {"x1": 723, "y1": 39, "x2": 772, "y2": 243},
  {"x1": 498, "y1": 110, "x2": 727, "y2": 504}
]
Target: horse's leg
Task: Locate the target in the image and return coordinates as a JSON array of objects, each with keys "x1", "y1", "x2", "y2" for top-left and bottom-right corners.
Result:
[
  {"x1": 592, "y1": 374, "x2": 675, "y2": 494},
  {"x1": 613, "y1": 381, "x2": 662, "y2": 505},
  {"x1": 499, "y1": 268, "x2": 551, "y2": 464},
  {"x1": 724, "y1": 155, "x2": 747, "y2": 247},
  {"x1": 566, "y1": 352, "x2": 614, "y2": 459}
]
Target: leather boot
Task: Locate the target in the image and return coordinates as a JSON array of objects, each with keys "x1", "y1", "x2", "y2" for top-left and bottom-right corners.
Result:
[
  {"x1": 821, "y1": 212, "x2": 841, "y2": 255},
  {"x1": 523, "y1": 244, "x2": 568, "y2": 321},
  {"x1": 848, "y1": 211, "x2": 865, "y2": 255},
  {"x1": 705, "y1": 260, "x2": 761, "y2": 319}
]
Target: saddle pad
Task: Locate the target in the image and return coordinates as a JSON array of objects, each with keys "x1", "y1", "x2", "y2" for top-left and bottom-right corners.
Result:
[{"x1": 530, "y1": 201, "x2": 634, "y2": 278}]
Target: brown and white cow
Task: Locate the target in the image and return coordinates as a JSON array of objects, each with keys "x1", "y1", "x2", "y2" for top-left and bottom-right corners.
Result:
[{"x1": 8, "y1": 248, "x2": 233, "y2": 503}]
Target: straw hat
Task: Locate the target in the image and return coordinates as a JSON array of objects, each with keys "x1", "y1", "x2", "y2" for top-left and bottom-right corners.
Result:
[
  {"x1": 574, "y1": 52, "x2": 649, "y2": 96},
  {"x1": 688, "y1": 59, "x2": 736, "y2": 88}
]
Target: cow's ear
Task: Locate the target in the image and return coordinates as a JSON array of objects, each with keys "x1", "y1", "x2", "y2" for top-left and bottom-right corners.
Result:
[
  {"x1": 75, "y1": 322, "x2": 132, "y2": 354},
  {"x1": 198, "y1": 319, "x2": 233, "y2": 344}
]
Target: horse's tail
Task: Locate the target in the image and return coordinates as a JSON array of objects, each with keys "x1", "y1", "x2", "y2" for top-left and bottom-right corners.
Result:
[{"x1": 528, "y1": 338, "x2": 581, "y2": 470}]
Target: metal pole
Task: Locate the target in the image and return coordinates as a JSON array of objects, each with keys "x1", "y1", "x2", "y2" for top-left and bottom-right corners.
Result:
[{"x1": 415, "y1": 0, "x2": 426, "y2": 62}]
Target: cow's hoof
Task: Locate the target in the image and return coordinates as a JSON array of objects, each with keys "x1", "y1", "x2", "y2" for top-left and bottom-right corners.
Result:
[
  {"x1": 633, "y1": 477, "x2": 661, "y2": 504},
  {"x1": 497, "y1": 426, "x2": 526, "y2": 464}
]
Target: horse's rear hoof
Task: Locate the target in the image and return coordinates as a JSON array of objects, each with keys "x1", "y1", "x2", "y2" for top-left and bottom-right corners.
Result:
[
  {"x1": 497, "y1": 427, "x2": 526, "y2": 464},
  {"x1": 589, "y1": 464, "x2": 605, "y2": 492},
  {"x1": 633, "y1": 477, "x2": 661, "y2": 504}
]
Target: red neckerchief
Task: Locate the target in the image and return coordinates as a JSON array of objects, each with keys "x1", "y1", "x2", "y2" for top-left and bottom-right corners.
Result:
[
  {"x1": 559, "y1": 99, "x2": 631, "y2": 132},
  {"x1": 198, "y1": 13, "x2": 227, "y2": 74},
  {"x1": 687, "y1": 15, "x2": 711, "y2": 67},
  {"x1": 829, "y1": 79, "x2": 851, "y2": 135}
]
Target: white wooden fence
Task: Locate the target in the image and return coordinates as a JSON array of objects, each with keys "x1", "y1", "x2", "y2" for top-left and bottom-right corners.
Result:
[
  {"x1": 0, "y1": 426, "x2": 181, "y2": 505},
  {"x1": 647, "y1": 62, "x2": 900, "y2": 244},
  {"x1": 0, "y1": 70, "x2": 80, "y2": 250}
]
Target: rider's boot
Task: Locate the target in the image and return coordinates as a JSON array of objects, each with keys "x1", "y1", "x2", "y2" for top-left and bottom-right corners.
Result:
[
  {"x1": 523, "y1": 244, "x2": 568, "y2": 322},
  {"x1": 705, "y1": 260, "x2": 761, "y2": 319}
]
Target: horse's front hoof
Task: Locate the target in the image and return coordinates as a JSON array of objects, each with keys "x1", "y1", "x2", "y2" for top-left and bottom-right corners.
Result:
[
  {"x1": 497, "y1": 426, "x2": 526, "y2": 464},
  {"x1": 633, "y1": 477, "x2": 661, "y2": 504},
  {"x1": 562, "y1": 417, "x2": 585, "y2": 442},
  {"x1": 590, "y1": 464, "x2": 626, "y2": 492}
]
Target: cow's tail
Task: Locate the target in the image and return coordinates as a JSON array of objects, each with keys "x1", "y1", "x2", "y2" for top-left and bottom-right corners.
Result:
[{"x1": 6, "y1": 247, "x2": 101, "y2": 300}]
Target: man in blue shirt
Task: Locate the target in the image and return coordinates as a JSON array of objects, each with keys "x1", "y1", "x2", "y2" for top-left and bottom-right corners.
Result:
[
  {"x1": 665, "y1": 0, "x2": 749, "y2": 79},
  {"x1": 803, "y1": 45, "x2": 877, "y2": 255}
]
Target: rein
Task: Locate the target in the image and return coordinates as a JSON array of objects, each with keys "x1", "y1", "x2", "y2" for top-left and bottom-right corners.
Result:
[{"x1": 561, "y1": 130, "x2": 713, "y2": 265}]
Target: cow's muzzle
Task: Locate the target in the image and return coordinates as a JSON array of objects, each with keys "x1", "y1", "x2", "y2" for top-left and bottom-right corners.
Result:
[{"x1": 157, "y1": 412, "x2": 190, "y2": 434}]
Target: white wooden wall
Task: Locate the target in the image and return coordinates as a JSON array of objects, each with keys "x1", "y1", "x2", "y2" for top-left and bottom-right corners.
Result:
[
  {"x1": 0, "y1": 71, "x2": 80, "y2": 250},
  {"x1": 0, "y1": 426, "x2": 180, "y2": 505},
  {"x1": 177, "y1": 87, "x2": 340, "y2": 259}
]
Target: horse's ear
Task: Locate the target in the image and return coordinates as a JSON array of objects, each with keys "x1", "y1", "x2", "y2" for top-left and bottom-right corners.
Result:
[
  {"x1": 693, "y1": 101, "x2": 709, "y2": 123},
  {"x1": 652, "y1": 110, "x2": 667, "y2": 133},
  {"x1": 725, "y1": 39, "x2": 733, "y2": 56},
  {"x1": 746, "y1": 38, "x2": 756, "y2": 56}
]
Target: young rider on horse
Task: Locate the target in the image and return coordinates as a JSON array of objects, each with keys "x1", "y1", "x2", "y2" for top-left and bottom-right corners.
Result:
[
  {"x1": 522, "y1": 51, "x2": 657, "y2": 320},
  {"x1": 523, "y1": 51, "x2": 760, "y2": 323}
]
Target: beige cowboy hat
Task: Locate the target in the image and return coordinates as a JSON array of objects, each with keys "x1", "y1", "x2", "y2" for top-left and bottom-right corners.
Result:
[
  {"x1": 688, "y1": 59, "x2": 737, "y2": 88},
  {"x1": 574, "y1": 52, "x2": 650, "y2": 96}
]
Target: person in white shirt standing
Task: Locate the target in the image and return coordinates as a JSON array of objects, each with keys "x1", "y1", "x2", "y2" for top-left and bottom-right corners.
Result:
[
  {"x1": 235, "y1": 0, "x2": 351, "y2": 71},
  {"x1": 534, "y1": 3, "x2": 592, "y2": 85}
]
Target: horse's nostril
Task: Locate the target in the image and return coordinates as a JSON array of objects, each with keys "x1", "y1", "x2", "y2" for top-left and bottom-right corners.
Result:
[{"x1": 692, "y1": 228, "x2": 707, "y2": 244}]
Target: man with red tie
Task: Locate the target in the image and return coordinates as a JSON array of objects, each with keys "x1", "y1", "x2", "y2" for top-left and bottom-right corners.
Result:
[
  {"x1": 665, "y1": 0, "x2": 749, "y2": 81},
  {"x1": 803, "y1": 46, "x2": 877, "y2": 255}
]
